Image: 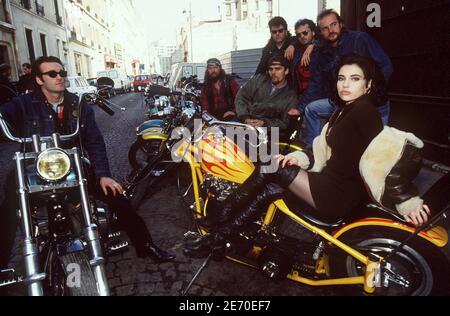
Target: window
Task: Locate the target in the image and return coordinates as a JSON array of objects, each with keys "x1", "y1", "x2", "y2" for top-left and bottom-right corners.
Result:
[
  {"x1": 56, "y1": 39, "x2": 61, "y2": 58},
  {"x1": 54, "y1": 0, "x2": 63, "y2": 25},
  {"x1": 25, "y1": 28, "x2": 36, "y2": 63},
  {"x1": 226, "y1": 3, "x2": 231, "y2": 16},
  {"x1": 183, "y1": 66, "x2": 193, "y2": 77},
  {"x1": 20, "y1": 0, "x2": 31, "y2": 10},
  {"x1": 109, "y1": 70, "x2": 119, "y2": 79},
  {"x1": 40, "y1": 33, "x2": 47, "y2": 56},
  {"x1": 36, "y1": 0, "x2": 45, "y2": 16},
  {"x1": 0, "y1": 45, "x2": 9, "y2": 65},
  {"x1": 74, "y1": 53, "x2": 82, "y2": 76}
]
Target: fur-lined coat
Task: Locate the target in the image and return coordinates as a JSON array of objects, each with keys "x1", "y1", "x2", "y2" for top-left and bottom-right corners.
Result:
[{"x1": 287, "y1": 124, "x2": 424, "y2": 217}]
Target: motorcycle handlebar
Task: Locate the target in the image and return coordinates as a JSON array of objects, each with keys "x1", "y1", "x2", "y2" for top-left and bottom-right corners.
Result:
[{"x1": 94, "y1": 96, "x2": 115, "y2": 116}]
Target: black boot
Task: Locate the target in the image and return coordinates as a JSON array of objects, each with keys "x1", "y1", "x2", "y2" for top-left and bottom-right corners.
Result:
[
  {"x1": 135, "y1": 242, "x2": 176, "y2": 262},
  {"x1": 197, "y1": 166, "x2": 268, "y2": 229},
  {"x1": 185, "y1": 183, "x2": 286, "y2": 257}
]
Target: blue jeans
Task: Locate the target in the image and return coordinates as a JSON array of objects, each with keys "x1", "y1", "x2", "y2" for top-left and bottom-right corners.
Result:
[{"x1": 304, "y1": 99, "x2": 390, "y2": 146}]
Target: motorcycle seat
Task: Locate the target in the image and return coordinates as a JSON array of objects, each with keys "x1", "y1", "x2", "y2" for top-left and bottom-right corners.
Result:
[
  {"x1": 282, "y1": 192, "x2": 345, "y2": 229},
  {"x1": 281, "y1": 193, "x2": 412, "y2": 229}
]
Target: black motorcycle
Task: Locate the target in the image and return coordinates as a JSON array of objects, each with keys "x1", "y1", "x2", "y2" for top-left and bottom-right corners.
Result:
[{"x1": 0, "y1": 83, "x2": 125, "y2": 296}]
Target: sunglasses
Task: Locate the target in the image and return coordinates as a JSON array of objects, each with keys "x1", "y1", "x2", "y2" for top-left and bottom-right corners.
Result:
[
  {"x1": 41, "y1": 70, "x2": 68, "y2": 78},
  {"x1": 296, "y1": 31, "x2": 310, "y2": 38},
  {"x1": 271, "y1": 29, "x2": 285, "y2": 35}
]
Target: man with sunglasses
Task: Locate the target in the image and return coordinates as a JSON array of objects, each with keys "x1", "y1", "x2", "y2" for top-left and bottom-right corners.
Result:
[
  {"x1": 0, "y1": 56, "x2": 175, "y2": 269},
  {"x1": 297, "y1": 9, "x2": 393, "y2": 147},
  {"x1": 291, "y1": 19, "x2": 316, "y2": 100},
  {"x1": 255, "y1": 16, "x2": 298, "y2": 75}
]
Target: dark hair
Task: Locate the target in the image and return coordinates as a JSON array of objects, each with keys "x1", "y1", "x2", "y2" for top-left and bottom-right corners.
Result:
[
  {"x1": 32, "y1": 56, "x2": 64, "y2": 78},
  {"x1": 330, "y1": 54, "x2": 388, "y2": 108},
  {"x1": 267, "y1": 54, "x2": 290, "y2": 69},
  {"x1": 268, "y1": 16, "x2": 288, "y2": 30},
  {"x1": 204, "y1": 67, "x2": 228, "y2": 113},
  {"x1": 317, "y1": 9, "x2": 344, "y2": 25},
  {"x1": 294, "y1": 18, "x2": 317, "y2": 34},
  {"x1": 22, "y1": 63, "x2": 32, "y2": 69}
]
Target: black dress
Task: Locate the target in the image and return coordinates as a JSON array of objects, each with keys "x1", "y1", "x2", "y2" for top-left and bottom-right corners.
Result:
[{"x1": 308, "y1": 95, "x2": 384, "y2": 222}]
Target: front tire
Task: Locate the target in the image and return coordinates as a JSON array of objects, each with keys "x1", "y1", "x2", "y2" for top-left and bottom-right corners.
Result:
[
  {"x1": 48, "y1": 252, "x2": 100, "y2": 296},
  {"x1": 331, "y1": 227, "x2": 449, "y2": 296},
  {"x1": 128, "y1": 139, "x2": 163, "y2": 171}
]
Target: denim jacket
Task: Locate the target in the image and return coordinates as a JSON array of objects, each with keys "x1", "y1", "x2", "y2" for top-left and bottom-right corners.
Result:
[
  {"x1": 0, "y1": 90, "x2": 112, "y2": 178},
  {"x1": 298, "y1": 29, "x2": 393, "y2": 110}
]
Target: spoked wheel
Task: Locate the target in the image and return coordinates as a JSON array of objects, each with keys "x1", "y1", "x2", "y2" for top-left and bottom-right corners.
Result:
[
  {"x1": 333, "y1": 228, "x2": 448, "y2": 296},
  {"x1": 128, "y1": 139, "x2": 163, "y2": 171}
]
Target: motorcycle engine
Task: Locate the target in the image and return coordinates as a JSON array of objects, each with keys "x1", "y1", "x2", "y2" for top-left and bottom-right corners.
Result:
[{"x1": 201, "y1": 175, "x2": 240, "y2": 202}]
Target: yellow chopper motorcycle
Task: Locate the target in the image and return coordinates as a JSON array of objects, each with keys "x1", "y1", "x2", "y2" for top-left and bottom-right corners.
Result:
[{"x1": 173, "y1": 113, "x2": 449, "y2": 296}]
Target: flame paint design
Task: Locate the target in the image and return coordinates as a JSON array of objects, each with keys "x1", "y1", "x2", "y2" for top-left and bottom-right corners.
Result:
[{"x1": 197, "y1": 135, "x2": 255, "y2": 184}]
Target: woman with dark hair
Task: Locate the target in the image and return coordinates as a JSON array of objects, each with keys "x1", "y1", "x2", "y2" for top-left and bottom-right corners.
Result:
[{"x1": 186, "y1": 54, "x2": 430, "y2": 254}]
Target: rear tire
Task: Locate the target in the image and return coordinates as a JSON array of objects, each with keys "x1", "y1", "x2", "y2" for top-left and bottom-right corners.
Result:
[{"x1": 331, "y1": 227, "x2": 449, "y2": 296}]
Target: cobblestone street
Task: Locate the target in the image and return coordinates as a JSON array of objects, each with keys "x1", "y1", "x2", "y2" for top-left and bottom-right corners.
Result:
[{"x1": 1, "y1": 92, "x2": 448, "y2": 296}]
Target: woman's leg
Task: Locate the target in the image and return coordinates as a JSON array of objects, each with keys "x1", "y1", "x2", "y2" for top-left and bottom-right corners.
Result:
[{"x1": 286, "y1": 170, "x2": 317, "y2": 209}]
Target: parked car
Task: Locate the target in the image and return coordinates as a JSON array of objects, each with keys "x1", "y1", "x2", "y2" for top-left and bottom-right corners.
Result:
[
  {"x1": 133, "y1": 75, "x2": 152, "y2": 92},
  {"x1": 67, "y1": 76, "x2": 98, "y2": 96},
  {"x1": 97, "y1": 69, "x2": 131, "y2": 95}
]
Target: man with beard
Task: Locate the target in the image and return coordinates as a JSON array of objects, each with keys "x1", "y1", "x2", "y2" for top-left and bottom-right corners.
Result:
[
  {"x1": 235, "y1": 55, "x2": 297, "y2": 136},
  {"x1": 200, "y1": 58, "x2": 240, "y2": 120},
  {"x1": 0, "y1": 64, "x2": 17, "y2": 105},
  {"x1": 17, "y1": 63, "x2": 35, "y2": 94},
  {"x1": 255, "y1": 16, "x2": 298, "y2": 75},
  {"x1": 298, "y1": 9, "x2": 393, "y2": 147}
]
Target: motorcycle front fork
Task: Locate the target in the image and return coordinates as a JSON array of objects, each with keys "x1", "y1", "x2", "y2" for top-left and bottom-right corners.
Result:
[{"x1": 16, "y1": 150, "x2": 110, "y2": 296}]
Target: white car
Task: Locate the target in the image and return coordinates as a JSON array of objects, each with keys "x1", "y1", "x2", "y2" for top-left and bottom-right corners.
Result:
[
  {"x1": 97, "y1": 69, "x2": 131, "y2": 95},
  {"x1": 67, "y1": 76, "x2": 98, "y2": 96}
]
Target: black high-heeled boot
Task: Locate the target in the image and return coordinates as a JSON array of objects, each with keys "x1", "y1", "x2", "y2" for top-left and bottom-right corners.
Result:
[
  {"x1": 135, "y1": 242, "x2": 176, "y2": 262},
  {"x1": 198, "y1": 165, "x2": 268, "y2": 229},
  {"x1": 184, "y1": 183, "x2": 286, "y2": 256}
]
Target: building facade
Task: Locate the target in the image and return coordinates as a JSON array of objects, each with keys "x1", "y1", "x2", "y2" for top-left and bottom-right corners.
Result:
[
  {"x1": 10, "y1": 0, "x2": 68, "y2": 71},
  {"x1": 109, "y1": 0, "x2": 147, "y2": 76},
  {"x1": 0, "y1": 0, "x2": 18, "y2": 79},
  {"x1": 64, "y1": 0, "x2": 114, "y2": 78}
]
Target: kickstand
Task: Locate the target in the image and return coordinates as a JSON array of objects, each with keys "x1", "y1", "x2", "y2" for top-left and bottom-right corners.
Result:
[{"x1": 181, "y1": 253, "x2": 213, "y2": 296}]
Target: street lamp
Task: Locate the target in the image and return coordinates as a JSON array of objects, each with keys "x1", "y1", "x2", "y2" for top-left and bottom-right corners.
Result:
[{"x1": 182, "y1": 0, "x2": 194, "y2": 62}]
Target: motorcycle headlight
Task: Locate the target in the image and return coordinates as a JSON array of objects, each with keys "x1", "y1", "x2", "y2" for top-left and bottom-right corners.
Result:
[{"x1": 36, "y1": 149, "x2": 71, "y2": 182}]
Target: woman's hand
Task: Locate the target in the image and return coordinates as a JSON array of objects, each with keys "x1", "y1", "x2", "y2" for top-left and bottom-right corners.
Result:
[
  {"x1": 301, "y1": 44, "x2": 315, "y2": 67},
  {"x1": 275, "y1": 155, "x2": 299, "y2": 168},
  {"x1": 404, "y1": 204, "x2": 431, "y2": 227}
]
